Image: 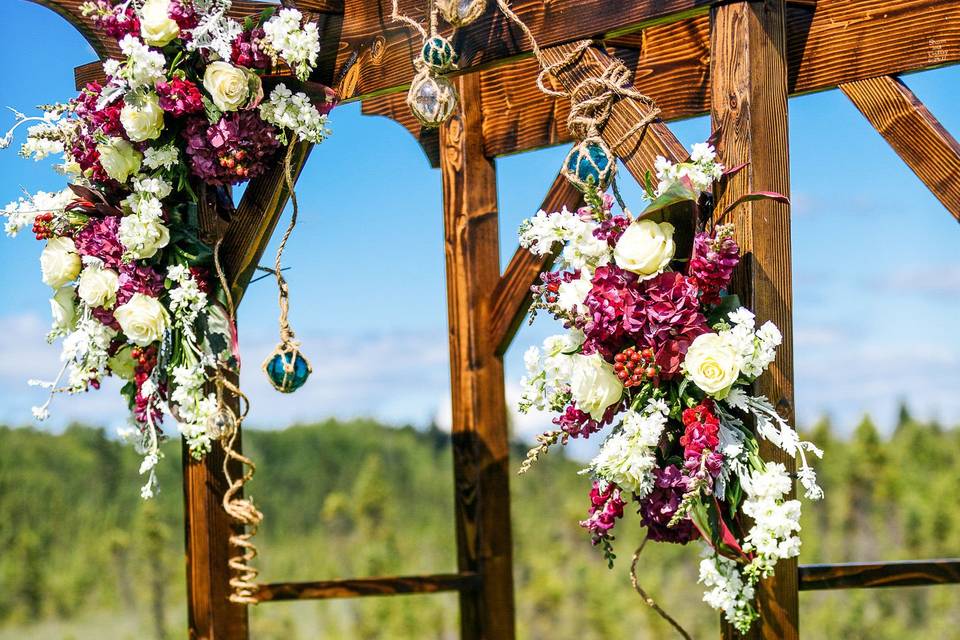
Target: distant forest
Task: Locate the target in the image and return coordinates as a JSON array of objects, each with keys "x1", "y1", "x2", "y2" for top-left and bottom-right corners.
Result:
[{"x1": 1, "y1": 411, "x2": 958, "y2": 639}]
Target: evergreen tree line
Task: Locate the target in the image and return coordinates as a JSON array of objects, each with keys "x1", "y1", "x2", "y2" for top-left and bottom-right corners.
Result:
[{"x1": 0, "y1": 410, "x2": 958, "y2": 639}]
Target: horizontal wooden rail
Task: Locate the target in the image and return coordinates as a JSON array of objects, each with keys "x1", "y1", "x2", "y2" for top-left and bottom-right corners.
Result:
[
  {"x1": 254, "y1": 571, "x2": 481, "y2": 602},
  {"x1": 798, "y1": 560, "x2": 960, "y2": 591}
]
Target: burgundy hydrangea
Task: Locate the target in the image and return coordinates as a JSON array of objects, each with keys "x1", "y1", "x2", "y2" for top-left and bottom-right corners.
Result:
[
  {"x1": 117, "y1": 263, "x2": 165, "y2": 306},
  {"x1": 182, "y1": 112, "x2": 280, "y2": 186},
  {"x1": 156, "y1": 78, "x2": 204, "y2": 116},
  {"x1": 74, "y1": 215, "x2": 124, "y2": 269},
  {"x1": 231, "y1": 28, "x2": 271, "y2": 69},
  {"x1": 92, "y1": 306, "x2": 121, "y2": 331},
  {"x1": 74, "y1": 83, "x2": 125, "y2": 138},
  {"x1": 626, "y1": 272, "x2": 709, "y2": 378},
  {"x1": 592, "y1": 213, "x2": 631, "y2": 247},
  {"x1": 638, "y1": 465, "x2": 697, "y2": 544},
  {"x1": 580, "y1": 481, "x2": 626, "y2": 543},
  {"x1": 582, "y1": 265, "x2": 639, "y2": 354},
  {"x1": 87, "y1": 1, "x2": 140, "y2": 40},
  {"x1": 688, "y1": 227, "x2": 740, "y2": 306},
  {"x1": 553, "y1": 402, "x2": 616, "y2": 439}
]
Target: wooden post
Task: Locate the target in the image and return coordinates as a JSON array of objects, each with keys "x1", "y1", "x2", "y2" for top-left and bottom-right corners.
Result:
[
  {"x1": 709, "y1": 2, "x2": 798, "y2": 639},
  {"x1": 440, "y1": 73, "x2": 517, "y2": 640}
]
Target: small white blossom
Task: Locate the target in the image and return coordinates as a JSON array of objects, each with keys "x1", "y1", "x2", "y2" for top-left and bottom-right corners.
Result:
[
  {"x1": 259, "y1": 84, "x2": 330, "y2": 144},
  {"x1": 262, "y1": 9, "x2": 320, "y2": 81},
  {"x1": 117, "y1": 35, "x2": 167, "y2": 89},
  {"x1": 143, "y1": 144, "x2": 180, "y2": 171}
]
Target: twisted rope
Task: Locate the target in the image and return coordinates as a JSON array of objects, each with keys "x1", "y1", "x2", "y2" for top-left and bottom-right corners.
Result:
[
  {"x1": 213, "y1": 240, "x2": 264, "y2": 605},
  {"x1": 630, "y1": 537, "x2": 694, "y2": 640},
  {"x1": 274, "y1": 141, "x2": 300, "y2": 346}
]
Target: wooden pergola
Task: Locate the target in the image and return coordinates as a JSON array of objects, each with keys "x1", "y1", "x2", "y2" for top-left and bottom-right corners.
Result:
[{"x1": 32, "y1": 1, "x2": 960, "y2": 639}]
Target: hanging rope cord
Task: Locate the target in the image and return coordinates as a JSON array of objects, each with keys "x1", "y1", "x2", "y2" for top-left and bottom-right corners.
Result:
[
  {"x1": 274, "y1": 141, "x2": 301, "y2": 347},
  {"x1": 391, "y1": 0, "x2": 441, "y2": 39},
  {"x1": 212, "y1": 238, "x2": 264, "y2": 605}
]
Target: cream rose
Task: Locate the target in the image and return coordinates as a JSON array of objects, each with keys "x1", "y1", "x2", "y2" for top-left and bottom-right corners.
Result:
[
  {"x1": 50, "y1": 286, "x2": 77, "y2": 332},
  {"x1": 203, "y1": 62, "x2": 252, "y2": 112},
  {"x1": 614, "y1": 219, "x2": 675, "y2": 278},
  {"x1": 97, "y1": 138, "x2": 142, "y2": 184},
  {"x1": 121, "y1": 92, "x2": 165, "y2": 142},
  {"x1": 140, "y1": 0, "x2": 180, "y2": 47},
  {"x1": 684, "y1": 333, "x2": 741, "y2": 399},
  {"x1": 40, "y1": 237, "x2": 81, "y2": 288},
  {"x1": 115, "y1": 293, "x2": 170, "y2": 347},
  {"x1": 77, "y1": 265, "x2": 120, "y2": 309},
  {"x1": 569, "y1": 352, "x2": 624, "y2": 421}
]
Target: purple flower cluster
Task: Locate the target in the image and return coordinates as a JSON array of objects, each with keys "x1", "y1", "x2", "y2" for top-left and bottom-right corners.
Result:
[
  {"x1": 182, "y1": 113, "x2": 280, "y2": 186},
  {"x1": 232, "y1": 28, "x2": 271, "y2": 69},
  {"x1": 117, "y1": 263, "x2": 165, "y2": 306},
  {"x1": 169, "y1": 0, "x2": 199, "y2": 30},
  {"x1": 156, "y1": 78, "x2": 204, "y2": 116},
  {"x1": 553, "y1": 403, "x2": 615, "y2": 439},
  {"x1": 74, "y1": 216, "x2": 124, "y2": 269},
  {"x1": 637, "y1": 466, "x2": 697, "y2": 544},
  {"x1": 582, "y1": 265, "x2": 638, "y2": 354},
  {"x1": 71, "y1": 84, "x2": 126, "y2": 182},
  {"x1": 87, "y1": 1, "x2": 141, "y2": 40},
  {"x1": 688, "y1": 227, "x2": 740, "y2": 306},
  {"x1": 630, "y1": 273, "x2": 709, "y2": 378},
  {"x1": 580, "y1": 481, "x2": 626, "y2": 543}
]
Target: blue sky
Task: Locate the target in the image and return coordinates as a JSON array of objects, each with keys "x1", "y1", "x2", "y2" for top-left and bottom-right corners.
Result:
[{"x1": 1, "y1": 1, "x2": 958, "y2": 440}]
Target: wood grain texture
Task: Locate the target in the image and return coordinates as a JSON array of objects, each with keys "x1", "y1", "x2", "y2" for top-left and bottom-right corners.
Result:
[
  {"x1": 710, "y1": 2, "x2": 797, "y2": 639},
  {"x1": 440, "y1": 73, "x2": 516, "y2": 640},
  {"x1": 841, "y1": 75, "x2": 960, "y2": 223},
  {"x1": 489, "y1": 174, "x2": 582, "y2": 356},
  {"x1": 366, "y1": 0, "x2": 960, "y2": 160},
  {"x1": 255, "y1": 572, "x2": 481, "y2": 602},
  {"x1": 798, "y1": 560, "x2": 960, "y2": 591}
]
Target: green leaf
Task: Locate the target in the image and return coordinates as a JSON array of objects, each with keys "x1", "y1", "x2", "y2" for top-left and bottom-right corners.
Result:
[
  {"x1": 202, "y1": 95, "x2": 222, "y2": 125},
  {"x1": 639, "y1": 179, "x2": 699, "y2": 218},
  {"x1": 707, "y1": 293, "x2": 742, "y2": 327},
  {"x1": 721, "y1": 191, "x2": 790, "y2": 216}
]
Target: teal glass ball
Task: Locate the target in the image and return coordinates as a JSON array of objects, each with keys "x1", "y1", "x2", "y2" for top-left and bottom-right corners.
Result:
[
  {"x1": 421, "y1": 36, "x2": 457, "y2": 72},
  {"x1": 564, "y1": 141, "x2": 615, "y2": 191},
  {"x1": 265, "y1": 351, "x2": 311, "y2": 393}
]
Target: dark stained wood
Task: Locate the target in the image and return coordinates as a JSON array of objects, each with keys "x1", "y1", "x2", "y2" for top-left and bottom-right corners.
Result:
[
  {"x1": 710, "y1": 2, "x2": 797, "y2": 639},
  {"x1": 440, "y1": 73, "x2": 516, "y2": 640},
  {"x1": 336, "y1": 0, "x2": 711, "y2": 101},
  {"x1": 254, "y1": 572, "x2": 481, "y2": 601},
  {"x1": 799, "y1": 560, "x2": 960, "y2": 591},
  {"x1": 365, "y1": 0, "x2": 960, "y2": 159},
  {"x1": 841, "y1": 75, "x2": 960, "y2": 223},
  {"x1": 489, "y1": 174, "x2": 581, "y2": 356}
]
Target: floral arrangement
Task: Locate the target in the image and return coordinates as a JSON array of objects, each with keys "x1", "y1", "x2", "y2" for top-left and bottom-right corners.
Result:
[
  {"x1": 2, "y1": 0, "x2": 333, "y2": 498},
  {"x1": 517, "y1": 143, "x2": 824, "y2": 633}
]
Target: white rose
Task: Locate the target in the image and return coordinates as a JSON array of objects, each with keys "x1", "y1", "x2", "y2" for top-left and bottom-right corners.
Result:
[
  {"x1": 140, "y1": 0, "x2": 180, "y2": 47},
  {"x1": 684, "y1": 333, "x2": 741, "y2": 399},
  {"x1": 569, "y1": 352, "x2": 623, "y2": 421},
  {"x1": 613, "y1": 219, "x2": 675, "y2": 278},
  {"x1": 50, "y1": 286, "x2": 77, "y2": 331},
  {"x1": 77, "y1": 265, "x2": 120, "y2": 309},
  {"x1": 97, "y1": 138, "x2": 142, "y2": 184},
  {"x1": 40, "y1": 237, "x2": 81, "y2": 288},
  {"x1": 204, "y1": 62, "x2": 252, "y2": 112},
  {"x1": 121, "y1": 92, "x2": 165, "y2": 142},
  {"x1": 115, "y1": 293, "x2": 170, "y2": 347},
  {"x1": 119, "y1": 213, "x2": 170, "y2": 260}
]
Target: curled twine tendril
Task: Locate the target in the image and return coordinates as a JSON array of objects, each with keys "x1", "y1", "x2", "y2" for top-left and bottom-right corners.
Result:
[
  {"x1": 631, "y1": 536, "x2": 694, "y2": 640},
  {"x1": 494, "y1": 0, "x2": 660, "y2": 153},
  {"x1": 213, "y1": 239, "x2": 264, "y2": 605}
]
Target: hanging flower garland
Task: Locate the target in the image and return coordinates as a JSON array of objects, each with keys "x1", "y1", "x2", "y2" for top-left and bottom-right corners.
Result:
[{"x1": 1, "y1": 0, "x2": 333, "y2": 498}]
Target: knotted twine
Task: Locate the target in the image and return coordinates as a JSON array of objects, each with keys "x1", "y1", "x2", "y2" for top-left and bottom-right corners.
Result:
[{"x1": 494, "y1": 3, "x2": 692, "y2": 636}]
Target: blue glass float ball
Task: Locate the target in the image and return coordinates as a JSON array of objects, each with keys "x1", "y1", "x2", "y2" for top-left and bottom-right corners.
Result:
[
  {"x1": 421, "y1": 36, "x2": 457, "y2": 72},
  {"x1": 564, "y1": 141, "x2": 615, "y2": 191},
  {"x1": 265, "y1": 352, "x2": 311, "y2": 393}
]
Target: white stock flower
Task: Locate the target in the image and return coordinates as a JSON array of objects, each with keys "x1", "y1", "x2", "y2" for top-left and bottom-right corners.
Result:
[
  {"x1": 203, "y1": 61, "x2": 252, "y2": 112},
  {"x1": 77, "y1": 265, "x2": 120, "y2": 309},
  {"x1": 569, "y1": 352, "x2": 623, "y2": 421},
  {"x1": 139, "y1": 0, "x2": 180, "y2": 47},
  {"x1": 259, "y1": 84, "x2": 329, "y2": 144},
  {"x1": 143, "y1": 144, "x2": 179, "y2": 170},
  {"x1": 121, "y1": 92, "x2": 165, "y2": 142},
  {"x1": 698, "y1": 549, "x2": 757, "y2": 633},
  {"x1": 97, "y1": 138, "x2": 142, "y2": 184},
  {"x1": 556, "y1": 272, "x2": 593, "y2": 316},
  {"x1": 40, "y1": 237, "x2": 81, "y2": 288},
  {"x1": 590, "y1": 403, "x2": 667, "y2": 496},
  {"x1": 118, "y1": 35, "x2": 167, "y2": 89},
  {"x1": 119, "y1": 209, "x2": 170, "y2": 259},
  {"x1": 613, "y1": 219, "x2": 675, "y2": 278},
  {"x1": 262, "y1": 9, "x2": 320, "y2": 81},
  {"x1": 519, "y1": 208, "x2": 582, "y2": 256},
  {"x1": 115, "y1": 293, "x2": 170, "y2": 346},
  {"x1": 684, "y1": 332, "x2": 741, "y2": 399}
]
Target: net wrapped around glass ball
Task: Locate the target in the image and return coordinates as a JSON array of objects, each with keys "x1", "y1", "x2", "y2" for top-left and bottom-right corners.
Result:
[
  {"x1": 206, "y1": 408, "x2": 238, "y2": 441},
  {"x1": 262, "y1": 347, "x2": 312, "y2": 393},
  {"x1": 562, "y1": 138, "x2": 616, "y2": 192},
  {"x1": 437, "y1": 0, "x2": 487, "y2": 27},
  {"x1": 420, "y1": 35, "x2": 458, "y2": 72},
  {"x1": 406, "y1": 69, "x2": 459, "y2": 128}
]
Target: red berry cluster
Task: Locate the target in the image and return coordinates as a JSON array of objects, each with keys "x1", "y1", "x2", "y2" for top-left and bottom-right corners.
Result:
[
  {"x1": 218, "y1": 149, "x2": 252, "y2": 178},
  {"x1": 32, "y1": 212, "x2": 55, "y2": 240},
  {"x1": 131, "y1": 345, "x2": 159, "y2": 381},
  {"x1": 543, "y1": 281, "x2": 560, "y2": 304},
  {"x1": 613, "y1": 346, "x2": 659, "y2": 388}
]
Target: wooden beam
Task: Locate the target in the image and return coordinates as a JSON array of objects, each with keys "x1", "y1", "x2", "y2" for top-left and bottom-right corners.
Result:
[
  {"x1": 489, "y1": 174, "x2": 582, "y2": 356},
  {"x1": 710, "y1": 2, "x2": 797, "y2": 639},
  {"x1": 366, "y1": 0, "x2": 960, "y2": 159},
  {"x1": 337, "y1": 0, "x2": 712, "y2": 101},
  {"x1": 841, "y1": 75, "x2": 960, "y2": 223},
  {"x1": 440, "y1": 73, "x2": 516, "y2": 640},
  {"x1": 254, "y1": 572, "x2": 481, "y2": 602},
  {"x1": 798, "y1": 560, "x2": 960, "y2": 591}
]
